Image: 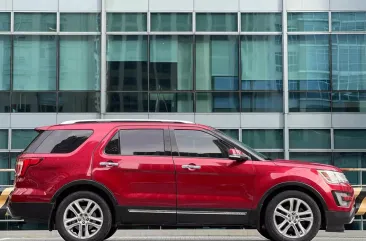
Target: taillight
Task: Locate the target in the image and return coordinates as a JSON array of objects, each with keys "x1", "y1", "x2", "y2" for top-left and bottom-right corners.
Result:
[{"x1": 15, "y1": 157, "x2": 43, "y2": 177}]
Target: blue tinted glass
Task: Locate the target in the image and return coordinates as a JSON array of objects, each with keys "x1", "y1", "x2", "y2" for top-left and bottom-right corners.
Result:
[
  {"x1": 241, "y1": 35, "x2": 282, "y2": 91},
  {"x1": 289, "y1": 129, "x2": 331, "y2": 149},
  {"x1": 107, "y1": 13, "x2": 147, "y2": 32},
  {"x1": 60, "y1": 13, "x2": 100, "y2": 32},
  {"x1": 0, "y1": 36, "x2": 11, "y2": 90},
  {"x1": 241, "y1": 13, "x2": 282, "y2": 32},
  {"x1": 334, "y1": 130, "x2": 366, "y2": 149},
  {"x1": 288, "y1": 12, "x2": 329, "y2": 31},
  {"x1": 241, "y1": 92, "x2": 283, "y2": 112},
  {"x1": 288, "y1": 35, "x2": 330, "y2": 91},
  {"x1": 58, "y1": 92, "x2": 101, "y2": 113},
  {"x1": 149, "y1": 93, "x2": 193, "y2": 112},
  {"x1": 261, "y1": 152, "x2": 284, "y2": 159},
  {"x1": 332, "y1": 12, "x2": 366, "y2": 31},
  {"x1": 242, "y1": 129, "x2": 283, "y2": 149},
  {"x1": 0, "y1": 130, "x2": 7, "y2": 149},
  {"x1": 289, "y1": 92, "x2": 331, "y2": 112},
  {"x1": 107, "y1": 92, "x2": 148, "y2": 112},
  {"x1": 14, "y1": 13, "x2": 56, "y2": 32},
  {"x1": 196, "y1": 13, "x2": 237, "y2": 32},
  {"x1": 0, "y1": 92, "x2": 9, "y2": 113},
  {"x1": 218, "y1": 129, "x2": 239, "y2": 140},
  {"x1": 332, "y1": 34, "x2": 366, "y2": 91},
  {"x1": 196, "y1": 92, "x2": 239, "y2": 112},
  {"x1": 11, "y1": 129, "x2": 38, "y2": 149},
  {"x1": 333, "y1": 92, "x2": 366, "y2": 112},
  {"x1": 0, "y1": 13, "x2": 10, "y2": 31},
  {"x1": 11, "y1": 92, "x2": 56, "y2": 113},
  {"x1": 151, "y1": 13, "x2": 192, "y2": 32},
  {"x1": 290, "y1": 152, "x2": 332, "y2": 164},
  {"x1": 333, "y1": 152, "x2": 366, "y2": 185}
]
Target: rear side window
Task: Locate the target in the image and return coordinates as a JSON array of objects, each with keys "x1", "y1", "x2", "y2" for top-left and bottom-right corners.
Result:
[
  {"x1": 105, "y1": 133, "x2": 120, "y2": 155},
  {"x1": 120, "y1": 129, "x2": 165, "y2": 156},
  {"x1": 24, "y1": 130, "x2": 93, "y2": 154}
]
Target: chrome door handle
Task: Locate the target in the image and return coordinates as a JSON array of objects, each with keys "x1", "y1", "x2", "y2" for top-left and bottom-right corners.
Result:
[
  {"x1": 100, "y1": 162, "x2": 119, "y2": 167},
  {"x1": 182, "y1": 164, "x2": 201, "y2": 170}
]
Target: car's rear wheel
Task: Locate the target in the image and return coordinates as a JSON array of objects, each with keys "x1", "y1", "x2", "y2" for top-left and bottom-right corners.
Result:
[
  {"x1": 55, "y1": 191, "x2": 112, "y2": 241},
  {"x1": 264, "y1": 190, "x2": 321, "y2": 241}
]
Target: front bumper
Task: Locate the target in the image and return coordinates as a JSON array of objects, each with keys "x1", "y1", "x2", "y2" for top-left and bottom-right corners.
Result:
[{"x1": 325, "y1": 205, "x2": 356, "y2": 232}]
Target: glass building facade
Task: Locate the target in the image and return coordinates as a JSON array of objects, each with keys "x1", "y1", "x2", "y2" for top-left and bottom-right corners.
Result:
[{"x1": 1, "y1": 0, "x2": 366, "y2": 230}]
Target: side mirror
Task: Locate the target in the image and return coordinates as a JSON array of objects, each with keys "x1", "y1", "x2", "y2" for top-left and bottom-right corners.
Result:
[{"x1": 228, "y1": 148, "x2": 250, "y2": 161}]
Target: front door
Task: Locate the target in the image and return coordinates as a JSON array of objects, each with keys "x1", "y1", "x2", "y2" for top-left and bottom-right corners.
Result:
[
  {"x1": 170, "y1": 127, "x2": 255, "y2": 226},
  {"x1": 92, "y1": 125, "x2": 176, "y2": 225}
]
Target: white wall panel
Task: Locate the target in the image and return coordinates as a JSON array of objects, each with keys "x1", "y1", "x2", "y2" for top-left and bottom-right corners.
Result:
[
  {"x1": 240, "y1": 0, "x2": 282, "y2": 12},
  {"x1": 331, "y1": 0, "x2": 366, "y2": 11},
  {"x1": 288, "y1": 113, "x2": 331, "y2": 128},
  {"x1": 332, "y1": 114, "x2": 366, "y2": 128},
  {"x1": 13, "y1": 0, "x2": 58, "y2": 11},
  {"x1": 194, "y1": 0, "x2": 239, "y2": 12},
  {"x1": 56, "y1": 113, "x2": 100, "y2": 124},
  {"x1": 241, "y1": 113, "x2": 283, "y2": 128},
  {"x1": 106, "y1": 0, "x2": 148, "y2": 12},
  {"x1": 195, "y1": 114, "x2": 240, "y2": 128},
  {"x1": 0, "y1": 114, "x2": 10, "y2": 128},
  {"x1": 286, "y1": 0, "x2": 330, "y2": 11},
  {"x1": 10, "y1": 114, "x2": 57, "y2": 128},
  {"x1": 59, "y1": 0, "x2": 101, "y2": 12},
  {"x1": 148, "y1": 114, "x2": 195, "y2": 123},
  {"x1": 104, "y1": 113, "x2": 149, "y2": 120},
  {"x1": 149, "y1": 0, "x2": 193, "y2": 12},
  {"x1": 0, "y1": 0, "x2": 12, "y2": 11}
]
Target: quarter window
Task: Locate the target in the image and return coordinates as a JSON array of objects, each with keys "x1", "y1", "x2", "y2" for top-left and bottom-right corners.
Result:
[{"x1": 105, "y1": 132, "x2": 120, "y2": 155}]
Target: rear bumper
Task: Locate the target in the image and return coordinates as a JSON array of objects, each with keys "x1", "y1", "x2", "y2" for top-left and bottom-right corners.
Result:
[
  {"x1": 8, "y1": 201, "x2": 52, "y2": 223},
  {"x1": 325, "y1": 205, "x2": 356, "y2": 232}
]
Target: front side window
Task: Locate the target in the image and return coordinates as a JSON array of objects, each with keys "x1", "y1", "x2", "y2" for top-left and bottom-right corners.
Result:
[
  {"x1": 119, "y1": 129, "x2": 165, "y2": 156},
  {"x1": 173, "y1": 130, "x2": 229, "y2": 158}
]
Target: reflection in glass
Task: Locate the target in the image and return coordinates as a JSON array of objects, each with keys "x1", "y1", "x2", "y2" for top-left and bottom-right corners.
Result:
[
  {"x1": 107, "y1": 92, "x2": 148, "y2": 112},
  {"x1": 151, "y1": 13, "x2": 192, "y2": 32},
  {"x1": 107, "y1": 35, "x2": 148, "y2": 91},
  {"x1": 60, "y1": 36, "x2": 101, "y2": 90},
  {"x1": 287, "y1": 12, "x2": 329, "y2": 32},
  {"x1": 149, "y1": 93, "x2": 193, "y2": 112},
  {"x1": 289, "y1": 129, "x2": 331, "y2": 149},
  {"x1": 332, "y1": 12, "x2": 366, "y2": 31},
  {"x1": 242, "y1": 129, "x2": 283, "y2": 149},
  {"x1": 332, "y1": 34, "x2": 366, "y2": 91},
  {"x1": 0, "y1": 92, "x2": 9, "y2": 112},
  {"x1": 196, "y1": 13, "x2": 237, "y2": 32},
  {"x1": 0, "y1": 36, "x2": 11, "y2": 90},
  {"x1": 288, "y1": 35, "x2": 330, "y2": 91},
  {"x1": 196, "y1": 36, "x2": 239, "y2": 90},
  {"x1": 241, "y1": 92, "x2": 283, "y2": 112},
  {"x1": 13, "y1": 35, "x2": 57, "y2": 91},
  {"x1": 58, "y1": 92, "x2": 101, "y2": 113},
  {"x1": 0, "y1": 130, "x2": 7, "y2": 149},
  {"x1": 241, "y1": 35, "x2": 282, "y2": 91},
  {"x1": 14, "y1": 13, "x2": 56, "y2": 32},
  {"x1": 150, "y1": 35, "x2": 193, "y2": 90},
  {"x1": 0, "y1": 13, "x2": 10, "y2": 31},
  {"x1": 289, "y1": 92, "x2": 331, "y2": 112},
  {"x1": 11, "y1": 92, "x2": 57, "y2": 113},
  {"x1": 107, "y1": 13, "x2": 147, "y2": 32},
  {"x1": 332, "y1": 92, "x2": 366, "y2": 112},
  {"x1": 218, "y1": 129, "x2": 239, "y2": 140},
  {"x1": 196, "y1": 92, "x2": 239, "y2": 112},
  {"x1": 289, "y1": 152, "x2": 332, "y2": 164},
  {"x1": 334, "y1": 130, "x2": 366, "y2": 149},
  {"x1": 60, "y1": 13, "x2": 100, "y2": 32},
  {"x1": 261, "y1": 152, "x2": 284, "y2": 159},
  {"x1": 241, "y1": 13, "x2": 282, "y2": 32},
  {"x1": 12, "y1": 129, "x2": 38, "y2": 150}
]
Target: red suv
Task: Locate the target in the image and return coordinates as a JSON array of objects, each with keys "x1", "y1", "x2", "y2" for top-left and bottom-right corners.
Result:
[{"x1": 8, "y1": 119, "x2": 355, "y2": 241}]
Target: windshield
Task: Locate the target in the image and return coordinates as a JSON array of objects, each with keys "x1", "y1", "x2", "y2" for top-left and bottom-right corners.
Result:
[{"x1": 213, "y1": 129, "x2": 272, "y2": 160}]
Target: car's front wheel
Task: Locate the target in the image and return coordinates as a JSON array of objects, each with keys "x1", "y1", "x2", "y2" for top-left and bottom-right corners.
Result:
[
  {"x1": 55, "y1": 191, "x2": 112, "y2": 241},
  {"x1": 264, "y1": 190, "x2": 321, "y2": 241}
]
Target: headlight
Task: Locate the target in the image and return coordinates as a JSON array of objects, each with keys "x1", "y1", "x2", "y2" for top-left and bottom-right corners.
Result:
[{"x1": 318, "y1": 170, "x2": 349, "y2": 184}]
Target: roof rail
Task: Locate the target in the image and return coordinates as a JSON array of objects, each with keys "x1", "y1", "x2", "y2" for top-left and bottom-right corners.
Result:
[{"x1": 60, "y1": 119, "x2": 194, "y2": 125}]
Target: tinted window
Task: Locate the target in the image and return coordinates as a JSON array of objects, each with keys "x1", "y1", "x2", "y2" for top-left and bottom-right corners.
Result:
[
  {"x1": 174, "y1": 130, "x2": 229, "y2": 158},
  {"x1": 105, "y1": 133, "x2": 120, "y2": 155},
  {"x1": 120, "y1": 129, "x2": 165, "y2": 156},
  {"x1": 32, "y1": 130, "x2": 93, "y2": 154}
]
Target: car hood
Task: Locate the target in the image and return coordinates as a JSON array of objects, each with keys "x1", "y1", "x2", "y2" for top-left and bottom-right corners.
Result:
[{"x1": 272, "y1": 159, "x2": 340, "y2": 171}]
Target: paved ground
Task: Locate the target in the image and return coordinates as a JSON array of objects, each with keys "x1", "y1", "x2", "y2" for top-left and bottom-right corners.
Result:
[{"x1": 0, "y1": 230, "x2": 365, "y2": 241}]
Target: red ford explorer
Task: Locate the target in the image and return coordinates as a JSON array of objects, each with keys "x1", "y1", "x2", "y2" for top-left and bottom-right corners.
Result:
[{"x1": 8, "y1": 119, "x2": 355, "y2": 241}]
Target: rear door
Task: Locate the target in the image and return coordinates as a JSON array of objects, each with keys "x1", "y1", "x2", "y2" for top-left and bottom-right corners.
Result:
[{"x1": 92, "y1": 125, "x2": 176, "y2": 225}]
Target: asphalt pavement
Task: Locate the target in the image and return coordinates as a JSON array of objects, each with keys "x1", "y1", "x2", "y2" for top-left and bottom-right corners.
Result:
[{"x1": 0, "y1": 230, "x2": 365, "y2": 241}]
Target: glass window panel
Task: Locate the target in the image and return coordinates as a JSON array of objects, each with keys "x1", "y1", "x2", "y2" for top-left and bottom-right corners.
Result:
[
  {"x1": 287, "y1": 12, "x2": 329, "y2": 32},
  {"x1": 332, "y1": 34, "x2": 366, "y2": 91},
  {"x1": 241, "y1": 35, "x2": 282, "y2": 91},
  {"x1": 241, "y1": 13, "x2": 282, "y2": 32},
  {"x1": 60, "y1": 13, "x2": 100, "y2": 32},
  {"x1": 241, "y1": 92, "x2": 283, "y2": 112},
  {"x1": 58, "y1": 92, "x2": 101, "y2": 113},
  {"x1": 107, "y1": 35, "x2": 148, "y2": 91},
  {"x1": 60, "y1": 36, "x2": 101, "y2": 91},
  {"x1": 14, "y1": 13, "x2": 56, "y2": 32},
  {"x1": 0, "y1": 130, "x2": 8, "y2": 149},
  {"x1": 261, "y1": 152, "x2": 284, "y2": 159},
  {"x1": 0, "y1": 92, "x2": 10, "y2": 112},
  {"x1": 0, "y1": 153, "x2": 9, "y2": 185},
  {"x1": 107, "y1": 13, "x2": 147, "y2": 32},
  {"x1": 334, "y1": 130, "x2": 366, "y2": 149},
  {"x1": 332, "y1": 12, "x2": 366, "y2": 32},
  {"x1": 150, "y1": 35, "x2": 193, "y2": 91},
  {"x1": 196, "y1": 92, "x2": 239, "y2": 113},
  {"x1": 196, "y1": 13, "x2": 237, "y2": 32},
  {"x1": 289, "y1": 152, "x2": 332, "y2": 164},
  {"x1": 0, "y1": 13, "x2": 10, "y2": 31},
  {"x1": 242, "y1": 129, "x2": 283, "y2": 149},
  {"x1": 196, "y1": 36, "x2": 239, "y2": 90},
  {"x1": 11, "y1": 129, "x2": 38, "y2": 150},
  {"x1": 332, "y1": 92, "x2": 366, "y2": 112},
  {"x1": 289, "y1": 92, "x2": 331, "y2": 112},
  {"x1": 107, "y1": 92, "x2": 148, "y2": 112},
  {"x1": 333, "y1": 152, "x2": 365, "y2": 186},
  {"x1": 149, "y1": 93, "x2": 193, "y2": 112},
  {"x1": 0, "y1": 36, "x2": 11, "y2": 90},
  {"x1": 151, "y1": 13, "x2": 192, "y2": 32},
  {"x1": 218, "y1": 129, "x2": 239, "y2": 140},
  {"x1": 289, "y1": 129, "x2": 331, "y2": 149},
  {"x1": 288, "y1": 35, "x2": 330, "y2": 91},
  {"x1": 10, "y1": 152, "x2": 19, "y2": 184},
  {"x1": 13, "y1": 35, "x2": 57, "y2": 91},
  {"x1": 11, "y1": 92, "x2": 57, "y2": 113}
]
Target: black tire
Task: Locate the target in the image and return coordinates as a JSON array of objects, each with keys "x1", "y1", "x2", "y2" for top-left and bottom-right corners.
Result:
[
  {"x1": 55, "y1": 191, "x2": 113, "y2": 241},
  {"x1": 104, "y1": 226, "x2": 118, "y2": 240},
  {"x1": 264, "y1": 190, "x2": 321, "y2": 241},
  {"x1": 257, "y1": 224, "x2": 272, "y2": 240}
]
